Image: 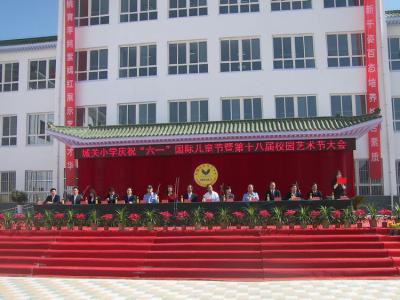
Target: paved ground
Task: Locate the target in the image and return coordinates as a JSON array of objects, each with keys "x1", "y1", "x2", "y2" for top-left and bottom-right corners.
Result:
[{"x1": 0, "y1": 277, "x2": 399, "y2": 299}]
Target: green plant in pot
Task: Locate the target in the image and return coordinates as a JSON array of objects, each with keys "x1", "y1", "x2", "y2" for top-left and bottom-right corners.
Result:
[
  {"x1": 366, "y1": 204, "x2": 378, "y2": 228},
  {"x1": 88, "y1": 210, "x2": 99, "y2": 230},
  {"x1": 232, "y1": 211, "x2": 245, "y2": 229},
  {"x1": 43, "y1": 210, "x2": 54, "y2": 230},
  {"x1": 319, "y1": 206, "x2": 331, "y2": 229},
  {"x1": 298, "y1": 206, "x2": 310, "y2": 229},
  {"x1": 284, "y1": 209, "x2": 297, "y2": 229},
  {"x1": 24, "y1": 211, "x2": 34, "y2": 230},
  {"x1": 342, "y1": 208, "x2": 354, "y2": 228},
  {"x1": 203, "y1": 211, "x2": 215, "y2": 230},
  {"x1": 352, "y1": 195, "x2": 364, "y2": 210},
  {"x1": 330, "y1": 209, "x2": 342, "y2": 228},
  {"x1": 66, "y1": 210, "x2": 75, "y2": 230},
  {"x1": 101, "y1": 214, "x2": 113, "y2": 230},
  {"x1": 217, "y1": 207, "x2": 231, "y2": 229},
  {"x1": 74, "y1": 213, "x2": 86, "y2": 230},
  {"x1": 11, "y1": 190, "x2": 28, "y2": 205},
  {"x1": 0, "y1": 212, "x2": 13, "y2": 230},
  {"x1": 191, "y1": 206, "x2": 203, "y2": 230},
  {"x1": 159, "y1": 211, "x2": 172, "y2": 230},
  {"x1": 53, "y1": 212, "x2": 65, "y2": 230},
  {"x1": 393, "y1": 204, "x2": 400, "y2": 223},
  {"x1": 271, "y1": 207, "x2": 283, "y2": 229},
  {"x1": 243, "y1": 205, "x2": 258, "y2": 229},
  {"x1": 128, "y1": 213, "x2": 141, "y2": 230},
  {"x1": 33, "y1": 212, "x2": 43, "y2": 230},
  {"x1": 176, "y1": 210, "x2": 190, "y2": 230},
  {"x1": 115, "y1": 207, "x2": 128, "y2": 230},
  {"x1": 143, "y1": 209, "x2": 158, "y2": 231}
]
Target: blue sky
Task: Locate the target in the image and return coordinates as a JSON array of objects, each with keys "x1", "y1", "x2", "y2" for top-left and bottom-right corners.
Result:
[{"x1": 0, "y1": 0, "x2": 399, "y2": 40}]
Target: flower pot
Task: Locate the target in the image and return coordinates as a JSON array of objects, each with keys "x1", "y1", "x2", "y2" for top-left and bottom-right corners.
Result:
[
  {"x1": 300, "y1": 223, "x2": 307, "y2": 229},
  {"x1": 220, "y1": 224, "x2": 228, "y2": 230},
  {"x1": 78, "y1": 226, "x2": 83, "y2": 231},
  {"x1": 26, "y1": 225, "x2": 32, "y2": 231},
  {"x1": 118, "y1": 224, "x2": 125, "y2": 231},
  {"x1": 312, "y1": 223, "x2": 318, "y2": 229},
  {"x1": 163, "y1": 225, "x2": 168, "y2": 231},
  {"x1": 35, "y1": 226, "x2": 40, "y2": 231},
  {"x1": 16, "y1": 225, "x2": 21, "y2": 230},
  {"x1": 91, "y1": 225, "x2": 98, "y2": 231},
  {"x1": 249, "y1": 225, "x2": 255, "y2": 230},
  {"x1": 236, "y1": 225, "x2": 241, "y2": 230},
  {"x1": 275, "y1": 222, "x2": 282, "y2": 230},
  {"x1": 67, "y1": 225, "x2": 73, "y2": 230},
  {"x1": 181, "y1": 225, "x2": 187, "y2": 231},
  {"x1": 344, "y1": 222, "x2": 351, "y2": 228},
  {"x1": 45, "y1": 225, "x2": 52, "y2": 230},
  {"x1": 146, "y1": 224, "x2": 154, "y2": 231},
  {"x1": 194, "y1": 224, "x2": 202, "y2": 230},
  {"x1": 207, "y1": 225, "x2": 213, "y2": 230},
  {"x1": 262, "y1": 225, "x2": 268, "y2": 230},
  {"x1": 382, "y1": 221, "x2": 388, "y2": 228},
  {"x1": 56, "y1": 225, "x2": 62, "y2": 230},
  {"x1": 335, "y1": 223, "x2": 341, "y2": 229},
  {"x1": 104, "y1": 226, "x2": 109, "y2": 231},
  {"x1": 357, "y1": 222, "x2": 363, "y2": 228},
  {"x1": 369, "y1": 218, "x2": 377, "y2": 228},
  {"x1": 322, "y1": 220, "x2": 329, "y2": 229},
  {"x1": 289, "y1": 224, "x2": 295, "y2": 230}
]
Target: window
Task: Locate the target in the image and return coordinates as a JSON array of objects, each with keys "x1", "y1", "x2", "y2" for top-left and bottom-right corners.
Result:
[
  {"x1": 388, "y1": 37, "x2": 400, "y2": 71},
  {"x1": 1, "y1": 116, "x2": 17, "y2": 146},
  {"x1": 28, "y1": 59, "x2": 56, "y2": 90},
  {"x1": 169, "y1": 0, "x2": 207, "y2": 18},
  {"x1": 324, "y1": 0, "x2": 363, "y2": 8},
  {"x1": 76, "y1": 106, "x2": 107, "y2": 126},
  {"x1": 75, "y1": 0, "x2": 109, "y2": 26},
  {"x1": 27, "y1": 113, "x2": 54, "y2": 145},
  {"x1": 327, "y1": 33, "x2": 365, "y2": 67},
  {"x1": 273, "y1": 35, "x2": 315, "y2": 69},
  {"x1": 75, "y1": 49, "x2": 108, "y2": 81},
  {"x1": 120, "y1": 0, "x2": 157, "y2": 22},
  {"x1": 219, "y1": 0, "x2": 259, "y2": 14},
  {"x1": 220, "y1": 38, "x2": 261, "y2": 72},
  {"x1": 355, "y1": 159, "x2": 383, "y2": 196},
  {"x1": 271, "y1": 0, "x2": 312, "y2": 11},
  {"x1": 392, "y1": 98, "x2": 400, "y2": 132},
  {"x1": 396, "y1": 161, "x2": 400, "y2": 195},
  {"x1": 222, "y1": 97, "x2": 262, "y2": 120},
  {"x1": 118, "y1": 103, "x2": 156, "y2": 125},
  {"x1": 0, "y1": 62, "x2": 19, "y2": 92},
  {"x1": 169, "y1": 41, "x2": 208, "y2": 74},
  {"x1": 275, "y1": 95, "x2": 317, "y2": 118},
  {"x1": 169, "y1": 100, "x2": 208, "y2": 123},
  {"x1": 25, "y1": 171, "x2": 53, "y2": 202},
  {"x1": 0, "y1": 171, "x2": 16, "y2": 202},
  {"x1": 119, "y1": 44, "x2": 157, "y2": 78},
  {"x1": 331, "y1": 94, "x2": 366, "y2": 117}
]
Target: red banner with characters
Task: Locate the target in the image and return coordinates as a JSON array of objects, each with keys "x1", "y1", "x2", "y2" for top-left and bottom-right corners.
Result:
[
  {"x1": 64, "y1": 0, "x2": 76, "y2": 186},
  {"x1": 364, "y1": 0, "x2": 382, "y2": 180}
]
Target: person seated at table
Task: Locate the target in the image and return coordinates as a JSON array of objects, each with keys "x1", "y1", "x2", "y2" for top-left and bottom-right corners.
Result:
[
  {"x1": 166, "y1": 185, "x2": 177, "y2": 202},
  {"x1": 222, "y1": 186, "x2": 235, "y2": 202},
  {"x1": 332, "y1": 170, "x2": 346, "y2": 199},
  {"x1": 308, "y1": 183, "x2": 323, "y2": 199},
  {"x1": 143, "y1": 185, "x2": 158, "y2": 204},
  {"x1": 182, "y1": 184, "x2": 198, "y2": 202},
  {"x1": 105, "y1": 187, "x2": 119, "y2": 204},
  {"x1": 44, "y1": 188, "x2": 60, "y2": 204},
  {"x1": 87, "y1": 188, "x2": 98, "y2": 205},
  {"x1": 242, "y1": 184, "x2": 259, "y2": 202},
  {"x1": 202, "y1": 185, "x2": 220, "y2": 202},
  {"x1": 285, "y1": 184, "x2": 302, "y2": 200},
  {"x1": 265, "y1": 181, "x2": 281, "y2": 201},
  {"x1": 124, "y1": 187, "x2": 138, "y2": 204},
  {"x1": 67, "y1": 186, "x2": 82, "y2": 205}
]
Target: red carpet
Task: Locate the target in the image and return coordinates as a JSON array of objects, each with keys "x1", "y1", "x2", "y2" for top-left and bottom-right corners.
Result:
[{"x1": 0, "y1": 227, "x2": 399, "y2": 280}]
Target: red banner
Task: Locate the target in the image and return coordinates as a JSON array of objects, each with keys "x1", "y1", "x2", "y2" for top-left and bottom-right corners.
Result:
[
  {"x1": 74, "y1": 139, "x2": 356, "y2": 159},
  {"x1": 364, "y1": 0, "x2": 382, "y2": 180},
  {"x1": 64, "y1": 0, "x2": 76, "y2": 186}
]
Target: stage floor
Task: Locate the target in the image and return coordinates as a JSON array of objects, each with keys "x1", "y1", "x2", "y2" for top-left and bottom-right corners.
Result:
[{"x1": 0, "y1": 277, "x2": 399, "y2": 300}]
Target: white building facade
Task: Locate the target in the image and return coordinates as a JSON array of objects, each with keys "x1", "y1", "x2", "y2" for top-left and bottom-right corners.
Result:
[{"x1": 0, "y1": 0, "x2": 399, "y2": 202}]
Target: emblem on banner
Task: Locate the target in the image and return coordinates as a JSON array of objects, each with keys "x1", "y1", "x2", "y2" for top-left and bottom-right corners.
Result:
[{"x1": 194, "y1": 163, "x2": 218, "y2": 187}]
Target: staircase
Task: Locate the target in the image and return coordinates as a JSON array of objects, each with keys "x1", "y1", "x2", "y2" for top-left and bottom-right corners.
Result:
[{"x1": 0, "y1": 228, "x2": 399, "y2": 280}]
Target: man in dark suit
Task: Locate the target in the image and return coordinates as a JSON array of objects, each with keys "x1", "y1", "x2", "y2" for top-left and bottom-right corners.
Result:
[
  {"x1": 68, "y1": 186, "x2": 83, "y2": 205},
  {"x1": 285, "y1": 184, "x2": 302, "y2": 200},
  {"x1": 182, "y1": 184, "x2": 198, "y2": 202},
  {"x1": 265, "y1": 181, "x2": 281, "y2": 201},
  {"x1": 308, "y1": 183, "x2": 323, "y2": 199},
  {"x1": 105, "y1": 187, "x2": 119, "y2": 204},
  {"x1": 44, "y1": 188, "x2": 60, "y2": 204}
]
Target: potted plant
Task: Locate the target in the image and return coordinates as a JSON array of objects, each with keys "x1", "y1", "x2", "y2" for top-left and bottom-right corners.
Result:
[
  {"x1": 66, "y1": 210, "x2": 75, "y2": 230},
  {"x1": 393, "y1": 204, "x2": 400, "y2": 223},
  {"x1": 354, "y1": 209, "x2": 366, "y2": 228},
  {"x1": 271, "y1": 207, "x2": 283, "y2": 229},
  {"x1": 243, "y1": 206, "x2": 258, "y2": 229},
  {"x1": 43, "y1": 210, "x2": 53, "y2": 230},
  {"x1": 88, "y1": 210, "x2": 99, "y2": 230},
  {"x1": 101, "y1": 214, "x2": 113, "y2": 231},
  {"x1": 115, "y1": 207, "x2": 128, "y2": 231},
  {"x1": 342, "y1": 208, "x2": 354, "y2": 228},
  {"x1": 176, "y1": 210, "x2": 190, "y2": 230},
  {"x1": 217, "y1": 207, "x2": 231, "y2": 229},
  {"x1": 284, "y1": 209, "x2": 297, "y2": 230},
  {"x1": 352, "y1": 195, "x2": 364, "y2": 210},
  {"x1": 143, "y1": 209, "x2": 158, "y2": 231},
  {"x1": 298, "y1": 206, "x2": 310, "y2": 229},
  {"x1": 203, "y1": 211, "x2": 214, "y2": 230},
  {"x1": 319, "y1": 206, "x2": 331, "y2": 229},
  {"x1": 191, "y1": 207, "x2": 203, "y2": 230},
  {"x1": 159, "y1": 211, "x2": 172, "y2": 230},
  {"x1": 366, "y1": 204, "x2": 378, "y2": 228},
  {"x1": 378, "y1": 208, "x2": 392, "y2": 228},
  {"x1": 258, "y1": 210, "x2": 271, "y2": 229},
  {"x1": 33, "y1": 212, "x2": 43, "y2": 230},
  {"x1": 13, "y1": 213, "x2": 25, "y2": 230},
  {"x1": 53, "y1": 212, "x2": 65, "y2": 230},
  {"x1": 24, "y1": 211, "x2": 33, "y2": 230},
  {"x1": 232, "y1": 211, "x2": 245, "y2": 229},
  {"x1": 11, "y1": 190, "x2": 28, "y2": 213},
  {"x1": 330, "y1": 209, "x2": 342, "y2": 228},
  {"x1": 128, "y1": 213, "x2": 141, "y2": 230},
  {"x1": 309, "y1": 210, "x2": 320, "y2": 229},
  {"x1": 74, "y1": 213, "x2": 86, "y2": 230}
]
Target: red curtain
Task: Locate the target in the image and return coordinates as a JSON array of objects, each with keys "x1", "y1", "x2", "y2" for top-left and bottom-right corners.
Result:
[{"x1": 77, "y1": 151, "x2": 355, "y2": 200}]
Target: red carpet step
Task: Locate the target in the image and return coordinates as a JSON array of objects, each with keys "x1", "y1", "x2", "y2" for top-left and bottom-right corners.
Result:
[{"x1": 0, "y1": 228, "x2": 399, "y2": 280}]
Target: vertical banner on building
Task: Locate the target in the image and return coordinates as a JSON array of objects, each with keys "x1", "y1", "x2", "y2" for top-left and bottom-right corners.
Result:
[
  {"x1": 64, "y1": 0, "x2": 76, "y2": 187},
  {"x1": 364, "y1": 0, "x2": 382, "y2": 180}
]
